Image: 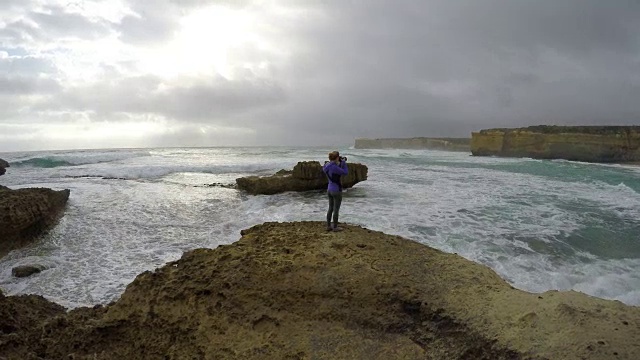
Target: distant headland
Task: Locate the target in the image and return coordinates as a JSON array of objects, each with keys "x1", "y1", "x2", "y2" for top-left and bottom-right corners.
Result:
[
  {"x1": 354, "y1": 137, "x2": 470, "y2": 151},
  {"x1": 355, "y1": 126, "x2": 640, "y2": 163},
  {"x1": 471, "y1": 125, "x2": 640, "y2": 163}
]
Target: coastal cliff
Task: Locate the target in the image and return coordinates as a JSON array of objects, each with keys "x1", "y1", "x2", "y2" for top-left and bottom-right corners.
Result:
[
  {"x1": 1, "y1": 222, "x2": 639, "y2": 359},
  {"x1": 355, "y1": 137, "x2": 470, "y2": 151},
  {"x1": 471, "y1": 126, "x2": 640, "y2": 163}
]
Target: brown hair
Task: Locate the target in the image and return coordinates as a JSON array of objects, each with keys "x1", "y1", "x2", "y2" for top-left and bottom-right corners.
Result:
[{"x1": 328, "y1": 151, "x2": 339, "y2": 161}]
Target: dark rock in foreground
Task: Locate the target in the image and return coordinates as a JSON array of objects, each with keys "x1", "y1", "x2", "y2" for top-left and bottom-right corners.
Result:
[
  {"x1": 0, "y1": 158, "x2": 8, "y2": 176},
  {"x1": 0, "y1": 188, "x2": 71, "y2": 259},
  {"x1": 0, "y1": 289, "x2": 66, "y2": 359},
  {"x1": 1, "y1": 221, "x2": 639, "y2": 359},
  {"x1": 471, "y1": 125, "x2": 640, "y2": 163},
  {"x1": 236, "y1": 161, "x2": 368, "y2": 195}
]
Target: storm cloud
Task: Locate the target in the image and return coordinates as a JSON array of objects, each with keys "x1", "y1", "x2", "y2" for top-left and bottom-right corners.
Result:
[{"x1": 0, "y1": 0, "x2": 639, "y2": 150}]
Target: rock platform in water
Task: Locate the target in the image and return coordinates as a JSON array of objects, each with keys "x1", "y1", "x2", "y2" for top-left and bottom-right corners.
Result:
[
  {"x1": 0, "y1": 187, "x2": 71, "y2": 259},
  {"x1": 1, "y1": 221, "x2": 639, "y2": 359},
  {"x1": 236, "y1": 161, "x2": 368, "y2": 195}
]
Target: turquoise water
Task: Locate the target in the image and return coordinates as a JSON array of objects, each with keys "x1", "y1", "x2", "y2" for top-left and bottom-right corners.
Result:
[{"x1": 0, "y1": 147, "x2": 639, "y2": 307}]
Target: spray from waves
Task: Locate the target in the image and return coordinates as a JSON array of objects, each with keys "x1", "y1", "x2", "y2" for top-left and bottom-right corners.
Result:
[{"x1": 10, "y1": 151, "x2": 152, "y2": 168}]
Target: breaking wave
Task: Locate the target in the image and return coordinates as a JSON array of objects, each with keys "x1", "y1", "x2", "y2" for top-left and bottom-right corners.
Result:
[
  {"x1": 12, "y1": 157, "x2": 75, "y2": 168},
  {"x1": 10, "y1": 151, "x2": 151, "y2": 168}
]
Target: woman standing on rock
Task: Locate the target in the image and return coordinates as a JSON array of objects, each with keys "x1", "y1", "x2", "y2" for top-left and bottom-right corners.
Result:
[{"x1": 323, "y1": 151, "x2": 348, "y2": 231}]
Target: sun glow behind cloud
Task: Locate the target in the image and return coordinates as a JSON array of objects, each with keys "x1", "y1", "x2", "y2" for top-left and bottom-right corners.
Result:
[
  {"x1": 138, "y1": 6, "x2": 268, "y2": 79},
  {"x1": 5, "y1": 1, "x2": 638, "y2": 152},
  {"x1": 0, "y1": 2, "x2": 289, "y2": 150}
]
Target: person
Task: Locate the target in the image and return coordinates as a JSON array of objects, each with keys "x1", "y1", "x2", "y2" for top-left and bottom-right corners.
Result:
[{"x1": 322, "y1": 151, "x2": 348, "y2": 231}]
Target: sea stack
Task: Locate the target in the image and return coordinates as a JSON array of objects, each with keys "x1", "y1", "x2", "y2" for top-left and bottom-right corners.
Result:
[
  {"x1": 0, "y1": 158, "x2": 71, "y2": 259},
  {"x1": 471, "y1": 125, "x2": 640, "y2": 163},
  {"x1": 236, "y1": 161, "x2": 368, "y2": 195}
]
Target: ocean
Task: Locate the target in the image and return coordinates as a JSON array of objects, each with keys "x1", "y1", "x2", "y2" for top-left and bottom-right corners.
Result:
[{"x1": 0, "y1": 147, "x2": 639, "y2": 309}]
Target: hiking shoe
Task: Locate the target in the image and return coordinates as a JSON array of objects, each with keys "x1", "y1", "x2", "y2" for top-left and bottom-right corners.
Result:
[{"x1": 331, "y1": 226, "x2": 343, "y2": 232}]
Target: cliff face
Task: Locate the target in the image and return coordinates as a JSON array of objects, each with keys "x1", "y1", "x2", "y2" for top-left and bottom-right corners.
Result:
[
  {"x1": 236, "y1": 161, "x2": 368, "y2": 195},
  {"x1": 2, "y1": 222, "x2": 639, "y2": 359},
  {"x1": 471, "y1": 126, "x2": 640, "y2": 162},
  {"x1": 355, "y1": 137, "x2": 470, "y2": 151},
  {"x1": 0, "y1": 188, "x2": 71, "y2": 258}
]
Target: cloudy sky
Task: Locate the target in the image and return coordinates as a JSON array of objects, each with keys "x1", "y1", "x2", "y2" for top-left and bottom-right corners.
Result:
[{"x1": 0, "y1": 0, "x2": 639, "y2": 151}]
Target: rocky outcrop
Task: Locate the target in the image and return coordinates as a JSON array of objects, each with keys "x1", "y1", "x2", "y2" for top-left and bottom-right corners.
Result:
[
  {"x1": 0, "y1": 289, "x2": 66, "y2": 359},
  {"x1": 355, "y1": 137, "x2": 470, "y2": 151},
  {"x1": 2, "y1": 221, "x2": 640, "y2": 359},
  {"x1": 236, "y1": 161, "x2": 368, "y2": 195},
  {"x1": 12, "y1": 265, "x2": 46, "y2": 278},
  {"x1": 0, "y1": 158, "x2": 8, "y2": 176},
  {"x1": 0, "y1": 188, "x2": 71, "y2": 259},
  {"x1": 471, "y1": 125, "x2": 640, "y2": 162}
]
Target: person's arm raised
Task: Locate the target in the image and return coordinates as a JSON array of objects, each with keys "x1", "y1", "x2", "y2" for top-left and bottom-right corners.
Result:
[{"x1": 335, "y1": 160, "x2": 348, "y2": 175}]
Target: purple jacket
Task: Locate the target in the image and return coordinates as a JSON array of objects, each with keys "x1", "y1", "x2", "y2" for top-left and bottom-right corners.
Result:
[{"x1": 323, "y1": 160, "x2": 348, "y2": 192}]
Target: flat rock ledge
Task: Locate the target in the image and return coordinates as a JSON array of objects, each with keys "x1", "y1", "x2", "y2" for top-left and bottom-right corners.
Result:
[
  {"x1": 236, "y1": 161, "x2": 368, "y2": 195},
  {"x1": 1, "y1": 221, "x2": 639, "y2": 359},
  {"x1": 0, "y1": 187, "x2": 71, "y2": 259}
]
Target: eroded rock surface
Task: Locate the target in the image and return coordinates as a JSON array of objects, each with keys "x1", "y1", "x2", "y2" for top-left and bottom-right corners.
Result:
[
  {"x1": 12, "y1": 265, "x2": 46, "y2": 278},
  {"x1": 471, "y1": 125, "x2": 640, "y2": 163},
  {"x1": 2, "y1": 221, "x2": 639, "y2": 359},
  {"x1": 237, "y1": 161, "x2": 368, "y2": 195},
  {"x1": 0, "y1": 188, "x2": 70, "y2": 258},
  {"x1": 0, "y1": 158, "x2": 8, "y2": 176}
]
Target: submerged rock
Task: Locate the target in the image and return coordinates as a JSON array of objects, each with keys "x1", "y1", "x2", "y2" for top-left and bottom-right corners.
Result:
[
  {"x1": 471, "y1": 125, "x2": 640, "y2": 163},
  {"x1": 1, "y1": 221, "x2": 639, "y2": 359},
  {"x1": 0, "y1": 188, "x2": 70, "y2": 259},
  {"x1": 236, "y1": 161, "x2": 368, "y2": 195},
  {"x1": 11, "y1": 265, "x2": 46, "y2": 278}
]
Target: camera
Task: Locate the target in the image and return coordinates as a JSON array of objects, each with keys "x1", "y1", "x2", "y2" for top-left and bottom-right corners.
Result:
[{"x1": 339, "y1": 156, "x2": 347, "y2": 162}]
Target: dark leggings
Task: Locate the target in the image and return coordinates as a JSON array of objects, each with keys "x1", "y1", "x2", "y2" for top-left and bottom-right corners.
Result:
[{"x1": 327, "y1": 191, "x2": 343, "y2": 226}]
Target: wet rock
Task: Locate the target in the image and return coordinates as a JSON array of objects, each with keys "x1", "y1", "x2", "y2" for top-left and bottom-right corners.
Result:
[
  {"x1": 236, "y1": 161, "x2": 368, "y2": 195},
  {"x1": 11, "y1": 265, "x2": 46, "y2": 278},
  {"x1": 204, "y1": 182, "x2": 237, "y2": 189},
  {"x1": 0, "y1": 158, "x2": 8, "y2": 176},
  {"x1": 0, "y1": 188, "x2": 70, "y2": 259}
]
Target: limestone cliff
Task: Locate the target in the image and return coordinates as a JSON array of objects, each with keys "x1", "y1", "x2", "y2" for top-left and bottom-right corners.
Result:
[
  {"x1": 0, "y1": 187, "x2": 71, "y2": 258},
  {"x1": 471, "y1": 125, "x2": 640, "y2": 162},
  {"x1": 1, "y1": 222, "x2": 639, "y2": 359},
  {"x1": 355, "y1": 137, "x2": 470, "y2": 151},
  {"x1": 236, "y1": 161, "x2": 368, "y2": 195}
]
